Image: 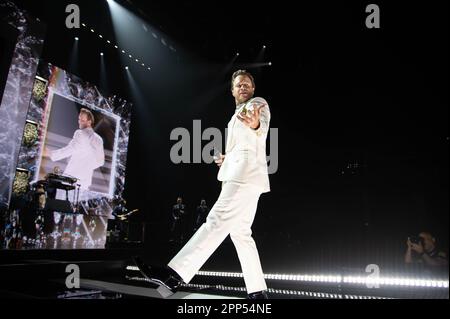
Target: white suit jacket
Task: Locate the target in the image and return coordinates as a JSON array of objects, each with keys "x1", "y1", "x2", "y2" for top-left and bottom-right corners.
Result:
[
  {"x1": 50, "y1": 127, "x2": 105, "y2": 190},
  {"x1": 217, "y1": 97, "x2": 271, "y2": 193}
]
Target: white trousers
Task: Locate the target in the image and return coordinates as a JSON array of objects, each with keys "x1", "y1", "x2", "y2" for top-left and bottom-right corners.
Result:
[{"x1": 168, "y1": 181, "x2": 267, "y2": 294}]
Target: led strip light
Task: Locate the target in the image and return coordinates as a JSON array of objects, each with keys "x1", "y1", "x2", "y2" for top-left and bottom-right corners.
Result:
[
  {"x1": 125, "y1": 266, "x2": 449, "y2": 288},
  {"x1": 125, "y1": 276, "x2": 390, "y2": 299}
]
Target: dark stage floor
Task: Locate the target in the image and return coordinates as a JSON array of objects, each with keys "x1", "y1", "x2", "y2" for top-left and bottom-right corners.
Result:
[{"x1": 0, "y1": 249, "x2": 447, "y2": 299}]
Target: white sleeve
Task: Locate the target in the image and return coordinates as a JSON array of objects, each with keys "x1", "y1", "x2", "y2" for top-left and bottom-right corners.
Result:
[
  {"x1": 50, "y1": 130, "x2": 81, "y2": 162},
  {"x1": 250, "y1": 98, "x2": 271, "y2": 137},
  {"x1": 90, "y1": 134, "x2": 105, "y2": 169}
]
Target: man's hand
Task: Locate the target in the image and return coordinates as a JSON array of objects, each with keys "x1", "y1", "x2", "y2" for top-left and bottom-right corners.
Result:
[
  {"x1": 237, "y1": 104, "x2": 265, "y2": 129},
  {"x1": 406, "y1": 237, "x2": 413, "y2": 249},
  {"x1": 214, "y1": 154, "x2": 225, "y2": 167},
  {"x1": 410, "y1": 241, "x2": 425, "y2": 254}
]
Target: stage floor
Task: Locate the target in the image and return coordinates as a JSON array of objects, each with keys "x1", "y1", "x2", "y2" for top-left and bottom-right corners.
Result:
[{"x1": 0, "y1": 250, "x2": 448, "y2": 299}]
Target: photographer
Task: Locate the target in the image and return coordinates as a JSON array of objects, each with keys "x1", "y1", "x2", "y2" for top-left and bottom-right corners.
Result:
[{"x1": 405, "y1": 232, "x2": 448, "y2": 269}]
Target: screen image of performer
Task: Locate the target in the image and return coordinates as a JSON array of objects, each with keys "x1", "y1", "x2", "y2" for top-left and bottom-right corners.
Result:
[
  {"x1": 49, "y1": 108, "x2": 105, "y2": 190},
  {"x1": 133, "y1": 70, "x2": 271, "y2": 299}
]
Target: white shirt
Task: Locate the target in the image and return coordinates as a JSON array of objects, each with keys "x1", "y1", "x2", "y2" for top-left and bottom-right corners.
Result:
[
  {"x1": 217, "y1": 97, "x2": 271, "y2": 193},
  {"x1": 50, "y1": 127, "x2": 105, "y2": 190}
]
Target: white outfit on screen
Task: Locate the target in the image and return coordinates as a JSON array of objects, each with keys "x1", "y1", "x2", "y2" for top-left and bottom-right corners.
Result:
[
  {"x1": 50, "y1": 127, "x2": 105, "y2": 190},
  {"x1": 168, "y1": 97, "x2": 271, "y2": 294}
]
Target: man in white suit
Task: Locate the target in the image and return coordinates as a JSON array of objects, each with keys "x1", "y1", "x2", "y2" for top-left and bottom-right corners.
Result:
[
  {"x1": 133, "y1": 70, "x2": 271, "y2": 299},
  {"x1": 49, "y1": 108, "x2": 105, "y2": 191}
]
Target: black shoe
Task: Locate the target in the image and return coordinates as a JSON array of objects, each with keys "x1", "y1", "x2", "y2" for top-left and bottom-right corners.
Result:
[
  {"x1": 132, "y1": 256, "x2": 183, "y2": 298},
  {"x1": 247, "y1": 290, "x2": 269, "y2": 299}
]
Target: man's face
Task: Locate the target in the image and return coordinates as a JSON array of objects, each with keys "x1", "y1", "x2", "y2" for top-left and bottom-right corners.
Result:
[
  {"x1": 419, "y1": 233, "x2": 436, "y2": 252},
  {"x1": 177, "y1": 197, "x2": 182, "y2": 204},
  {"x1": 232, "y1": 75, "x2": 255, "y2": 105},
  {"x1": 78, "y1": 113, "x2": 92, "y2": 129}
]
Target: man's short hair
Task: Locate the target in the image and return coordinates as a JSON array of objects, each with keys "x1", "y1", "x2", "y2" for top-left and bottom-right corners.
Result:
[
  {"x1": 231, "y1": 70, "x2": 255, "y2": 89},
  {"x1": 79, "y1": 108, "x2": 95, "y2": 126},
  {"x1": 419, "y1": 231, "x2": 436, "y2": 242}
]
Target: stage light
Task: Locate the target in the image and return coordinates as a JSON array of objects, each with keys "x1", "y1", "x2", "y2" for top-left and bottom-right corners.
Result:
[
  {"x1": 100, "y1": 50, "x2": 108, "y2": 94},
  {"x1": 263, "y1": 45, "x2": 266, "y2": 49},
  {"x1": 125, "y1": 278, "x2": 389, "y2": 299},
  {"x1": 126, "y1": 266, "x2": 139, "y2": 271},
  {"x1": 236, "y1": 52, "x2": 240, "y2": 56},
  {"x1": 107, "y1": 40, "x2": 111, "y2": 44},
  {"x1": 125, "y1": 66, "x2": 129, "y2": 70},
  {"x1": 102, "y1": 0, "x2": 162, "y2": 74},
  {"x1": 70, "y1": 35, "x2": 80, "y2": 72},
  {"x1": 268, "y1": 62, "x2": 272, "y2": 66},
  {"x1": 343, "y1": 276, "x2": 449, "y2": 288},
  {"x1": 127, "y1": 270, "x2": 436, "y2": 299},
  {"x1": 99, "y1": 34, "x2": 103, "y2": 38},
  {"x1": 81, "y1": 23, "x2": 86, "y2": 27},
  {"x1": 141, "y1": 63, "x2": 145, "y2": 66},
  {"x1": 90, "y1": 29, "x2": 95, "y2": 33},
  {"x1": 147, "y1": 67, "x2": 151, "y2": 70},
  {"x1": 191, "y1": 270, "x2": 449, "y2": 288}
]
